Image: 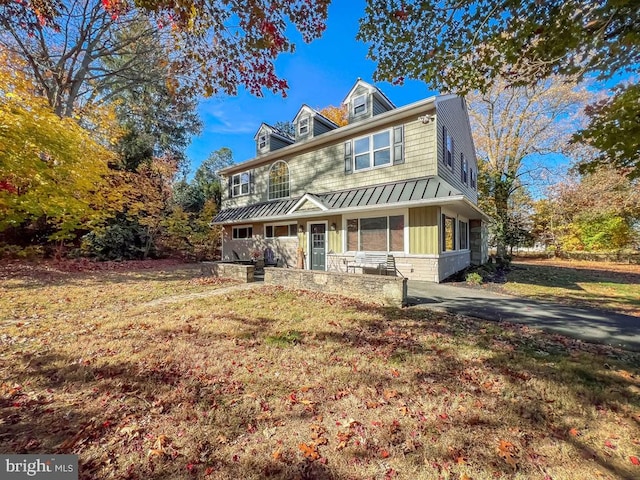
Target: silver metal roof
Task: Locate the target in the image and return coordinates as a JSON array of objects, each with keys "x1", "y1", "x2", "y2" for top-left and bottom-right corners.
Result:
[{"x1": 213, "y1": 177, "x2": 465, "y2": 224}]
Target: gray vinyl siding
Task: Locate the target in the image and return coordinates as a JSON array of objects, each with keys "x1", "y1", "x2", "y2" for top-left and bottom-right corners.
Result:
[
  {"x1": 435, "y1": 97, "x2": 478, "y2": 203},
  {"x1": 270, "y1": 136, "x2": 293, "y2": 151},
  {"x1": 313, "y1": 118, "x2": 334, "y2": 136},
  {"x1": 223, "y1": 114, "x2": 437, "y2": 209},
  {"x1": 373, "y1": 96, "x2": 392, "y2": 116}
]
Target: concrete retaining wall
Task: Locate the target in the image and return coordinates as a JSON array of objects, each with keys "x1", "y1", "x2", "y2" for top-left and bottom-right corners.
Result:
[
  {"x1": 264, "y1": 268, "x2": 407, "y2": 307},
  {"x1": 201, "y1": 262, "x2": 254, "y2": 283}
]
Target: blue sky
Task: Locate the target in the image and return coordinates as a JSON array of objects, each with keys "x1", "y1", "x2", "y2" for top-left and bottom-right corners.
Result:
[{"x1": 185, "y1": 0, "x2": 438, "y2": 173}]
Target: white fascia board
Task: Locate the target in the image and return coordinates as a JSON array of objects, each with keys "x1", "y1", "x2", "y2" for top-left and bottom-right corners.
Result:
[{"x1": 289, "y1": 193, "x2": 329, "y2": 214}]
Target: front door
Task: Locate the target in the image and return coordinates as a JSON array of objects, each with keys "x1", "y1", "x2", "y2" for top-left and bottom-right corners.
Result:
[{"x1": 310, "y1": 223, "x2": 326, "y2": 271}]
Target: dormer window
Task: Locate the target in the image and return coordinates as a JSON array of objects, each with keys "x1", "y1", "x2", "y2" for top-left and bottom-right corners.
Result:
[
  {"x1": 353, "y1": 94, "x2": 367, "y2": 115},
  {"x1": 258, "y1": 134, "x2": 267, "y2": 151},
  {"x1": 299, "y1": 117, "x2": 309, "y2": 136}
]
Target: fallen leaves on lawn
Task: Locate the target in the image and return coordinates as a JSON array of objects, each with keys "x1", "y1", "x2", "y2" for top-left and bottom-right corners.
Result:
[{"x1": 497, "y1": 440, "x2": 520, "y2": 469}]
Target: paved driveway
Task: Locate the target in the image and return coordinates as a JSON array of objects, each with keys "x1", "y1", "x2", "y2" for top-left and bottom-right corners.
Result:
[{"x1": 407, "y1": 281, "x2": 640, "y2": 352}]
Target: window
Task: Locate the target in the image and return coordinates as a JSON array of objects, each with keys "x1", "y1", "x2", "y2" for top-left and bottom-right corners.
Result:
[
  {"x1": 461, "y1": 153, "x2": 468, "y2": 184},
  {"x1": 470, "y1": 168, "x2": 476, "y2": 189},
  {"x1": 268, "y1": 161, "x2": 290, "y2": 200},
  {"x1": 232, "y1": 172, "x2": 250, "y2": 197},
  {"x1": 232, "y1": 225, "x2": 253, "y2": 239},
  {"x1": 459, "y1": 220, "x2": 469, "y2": 250},
  {"x1": 258, "y1": 134, "x2": 267, "y2": 150},
  {"x1": 299, "y1": 117, "x2": 309, "y2": 135},
  {"x1": 443, "y1": 126, "x2": 453, "y2": 168},
  {"x1": 354, "y1": 130, "x2": 391, "y2": 170},
  {"x1": 442, "y1": 214, "x2": 456, "y2": 251},
  {"x1": 266, "y1": 223, "x2": 297, "y2": 238},
  {"x1": 353, "y1": 94, "x2": 367, "y2": 115},
  {"x1": 346, "y1": 215, "x2": 405, "y2": 252}
]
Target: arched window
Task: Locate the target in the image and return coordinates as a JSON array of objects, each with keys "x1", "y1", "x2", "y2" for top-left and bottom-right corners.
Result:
[{"x1": 268, "y1": 161, "x2": 290, "y2": 200}]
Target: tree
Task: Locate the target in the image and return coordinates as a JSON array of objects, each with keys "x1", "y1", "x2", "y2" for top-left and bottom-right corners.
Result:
[
  {"x1": 318, "y1": 104, "x2": 348, "y2": 127},
  {"x1": 0, "y1": 46, "x2": 114, "y2": 241},
  {"x1": 468, "y1": 76, "x2": 589, "y2": 256},
  {"x1": 546, "y1": 166, "x2": 640, "y2": 251},
  {"x1": 3, "y1": 0, "x2": 331, "y2": 100},
  {"x1": 358, "y1": 0, "x2": 640, "y2": 177},
  {"x1": 573, "y1": 83, "x2": 640, "y2": 179}
]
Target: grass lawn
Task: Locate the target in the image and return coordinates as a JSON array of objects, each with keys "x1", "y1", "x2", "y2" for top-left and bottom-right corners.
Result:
[
  {"x1": 501, "y1": 258, "x2": 640, "y2": 317},
  {"x1": 1, "y1": 260, "x2": 639, "y2": 479}
]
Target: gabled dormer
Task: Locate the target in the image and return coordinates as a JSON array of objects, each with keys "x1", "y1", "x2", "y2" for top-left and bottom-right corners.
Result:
[
  {"x1": 292, "y1": 105, "x2": 339, "y2": 141},
  {"x1": 254, "y1": 123, "x2": 294, "y2": 156},
  {"x1": 342, "y1": 79, "x2": 395, "y2": 124}
]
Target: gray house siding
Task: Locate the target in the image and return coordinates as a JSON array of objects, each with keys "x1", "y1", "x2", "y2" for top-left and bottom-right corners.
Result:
[
  {"x1": 271, "y1": 136, "x2": 293, "y2": 151},
  {"x1": 313, "y1": 118, "x2": 333, "y2": 136},
  {"x1": 435, "y1": 97, "x2": 478, "y2": 204},
  {"x1": 373, "y1": 96, "x2": 389, "y2": 116}
]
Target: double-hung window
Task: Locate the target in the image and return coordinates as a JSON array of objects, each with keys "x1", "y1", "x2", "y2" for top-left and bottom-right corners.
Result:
[
  {"x1": 231, "y1": 172, "x2": 250, "y2": 197},
  {"x1": 299, "y1": 117, "x2": 309, "y2": 136},
  {"x1": 470, "y1": 168, "x2": 476, "y2": 189},
  {"x1": 258, "y1": 134, "x2": 267, "y2": 150},
  {"x1": 353, "y1": 94, "x2": 366, "y2": 115},
  {"x1": 459, "y1": 220, "x2": 469, "y2": 250}
]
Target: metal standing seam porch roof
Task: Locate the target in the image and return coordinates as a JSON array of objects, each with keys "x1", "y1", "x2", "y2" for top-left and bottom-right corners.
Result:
[{"x1": 213, "y1": 176, "x2": 480, "y2": 224}]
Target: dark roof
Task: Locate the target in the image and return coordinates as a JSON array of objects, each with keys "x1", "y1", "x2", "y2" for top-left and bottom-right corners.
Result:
[{"x1": 213, "y1": 177, "x2": 463, "y2": 224}]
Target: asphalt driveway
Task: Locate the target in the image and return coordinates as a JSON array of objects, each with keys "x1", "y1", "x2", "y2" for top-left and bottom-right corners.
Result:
[{"x1": 407, "y1": 281, "x2": 640, "y2": 352}]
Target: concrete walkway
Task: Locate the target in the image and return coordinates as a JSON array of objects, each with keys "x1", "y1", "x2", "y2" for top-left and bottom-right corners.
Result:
[{"x1": 408, "y1": 281, "x2": 640, "y2": 352}]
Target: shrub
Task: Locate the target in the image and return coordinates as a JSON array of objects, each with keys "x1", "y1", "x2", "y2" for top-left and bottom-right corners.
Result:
[{"x1": 466, "y1": 272, "x2": 483, "y2": 285}]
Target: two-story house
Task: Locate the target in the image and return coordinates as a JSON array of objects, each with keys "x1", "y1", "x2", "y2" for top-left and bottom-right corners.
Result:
[{"x1": 213, "y1": 79, "x2": 489, "y2": 282}]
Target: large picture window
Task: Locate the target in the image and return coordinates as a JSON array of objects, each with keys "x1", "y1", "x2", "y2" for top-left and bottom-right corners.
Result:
[
  {"x1": 346, "y1": 215, "x2": 405, "y2": 252},
  {"x1": 231, "y1": 172, "x2": 250, "y2": 197},
  {"x1": 268, "y1": 161, "x2": 290, "y2": 200}
]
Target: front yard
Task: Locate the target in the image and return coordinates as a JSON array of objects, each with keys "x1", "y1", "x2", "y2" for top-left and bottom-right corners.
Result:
[{"x1": 1, "y1": 261, "x2": 639, "y2": 479}]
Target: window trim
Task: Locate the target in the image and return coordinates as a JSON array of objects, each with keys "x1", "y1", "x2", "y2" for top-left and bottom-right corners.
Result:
[
  {"x1": 344, "y1": 210, "x2": 408, "y2": 253},
  {"x1": 350, "y1": 128, "x2": 398, "y2": 172},
  {"x1": 231, "y1": 171, "x2": 251, "y2": 197},
  {"x1": 232, "y1": 225, "x2": 253, "y2": 240},
  {"x1": 441, "y1": 213, "x2": 456, "y2": 252},
  {"x1": 258, "y1": 134, "x2": 268, "y2": 151},
  {"x1": 458, "y1": 219, "x2": 469, "y2": 250},
  {"x1": 268, "y1": 160, "x2": 290, "y2": 200},
  {"x1": 298, "y1": 117, "x2": 309, "y2": 136},
  {"x1": 353, "y1": 94, "x2": 367, "y2": 115}
]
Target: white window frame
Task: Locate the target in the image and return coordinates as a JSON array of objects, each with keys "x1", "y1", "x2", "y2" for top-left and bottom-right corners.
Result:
[
  {"x1": 352, "y1": 129, "x2": 393, "y2": 172},
  {"x1": 268, "y1": 160, "x2": 290, "y2": 200},
  {"x1": 299, "y1": 117, "x2": 309, "y2": 136},
  {"x1": 231, "y1": 172, "x2": 250, "y2": 197},
  {"x1": 458, "y1": 219, "x2": 469, "y2": 250},
  {"x1": 470, "y1": 167, "x2": 476, "y2": 189},
  {"x1": 353, "y1": 94, "x2": 367, "y2": 115},
  {"x1": 265, "y1": 223, "x2": 298, "y2": 238},
  {"x1": 344, "y1": 210, "x2": 408, "y2": 253},
  {"x1": 258, "y1": 134, "x2": 268, "y2": 151},
  {"x1": 232, "y1": 225, "x2": 253, "y2": 240}
]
